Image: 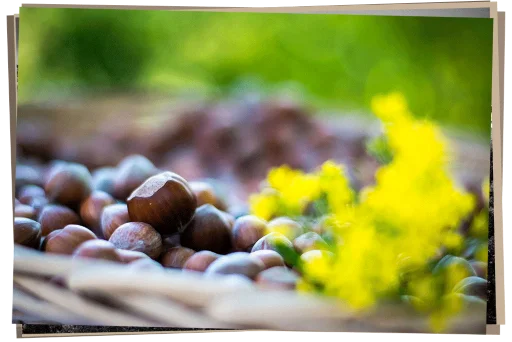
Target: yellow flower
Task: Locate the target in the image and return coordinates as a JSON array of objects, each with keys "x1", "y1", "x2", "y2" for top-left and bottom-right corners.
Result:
[
  {"x1": 317, "y1": 160, "x2": 354, "y2": 212},
  {"x1": 469, "y1": 209, "x2": 489, "y2": 239},
  {"x1": 475, "y1": 243, "x2": 488, "y2": 263},
  {"x1": 482, "y1": 177, "x2": 490, "y2": 204},
  {"x1": 443, "y1": 232, "x2": 464, "y2": 250},
  {"x1": 267, "y1": 165, "x2": 300, "y2": 192},
  {"x1": 371, "y1": 92, "x2": 410, "y2": 123},
  {"x1": 249, "y1": 92, "x2": 476, "y2": 331},
  {"x1": 248, "y1": 189, "x2": 280, "y2": 221}
]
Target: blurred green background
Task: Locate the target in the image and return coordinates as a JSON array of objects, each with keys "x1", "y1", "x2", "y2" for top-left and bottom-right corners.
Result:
[{"x1": 18, "y1": 8, "x2": 493, "y2": 137}]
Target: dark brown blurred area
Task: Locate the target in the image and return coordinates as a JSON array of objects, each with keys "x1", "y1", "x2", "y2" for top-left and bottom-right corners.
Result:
[{"x1": 16, "y1": 94, "x2": 489, "y2": 206}]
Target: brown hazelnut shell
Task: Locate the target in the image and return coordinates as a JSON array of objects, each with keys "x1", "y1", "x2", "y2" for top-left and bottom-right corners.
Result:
[{"x1": 127, "y1": 171, "x2": 197, "y2": 235}]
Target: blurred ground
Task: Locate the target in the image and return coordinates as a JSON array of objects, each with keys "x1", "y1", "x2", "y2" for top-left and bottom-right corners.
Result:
[{"x1": 17, "y1": 94, "x2": 490, "y2": 204}]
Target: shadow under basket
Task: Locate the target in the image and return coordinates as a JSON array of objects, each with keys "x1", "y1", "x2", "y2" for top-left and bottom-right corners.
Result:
[{"x1": 12, "y1": 245, "x2": 487, "y2": 334}]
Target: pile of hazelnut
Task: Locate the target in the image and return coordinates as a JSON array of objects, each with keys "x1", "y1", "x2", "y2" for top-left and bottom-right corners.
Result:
[{"x1": 14, "y1": 155, "x2": 328, "y2": 290}]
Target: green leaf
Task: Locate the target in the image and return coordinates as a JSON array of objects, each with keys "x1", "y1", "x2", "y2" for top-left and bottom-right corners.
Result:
[{"x1": 366, "y1": 135, "x2": 393, "y2": 164}]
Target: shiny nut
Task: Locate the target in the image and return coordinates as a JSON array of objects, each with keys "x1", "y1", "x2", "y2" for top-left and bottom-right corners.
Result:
[
  {"x1": 231, "y1": 215, "x2": 267, "y2": 252},
  {"x1": 433, "y1": 255, "x2": 477, "y2": 288},
  {"x1": 223, "y1": 212, "x2": 235, "y2": 231},
  {"x1": 452, "y1": 276, "x2": 488, "y2": 300},
  {"x1": 108, "y1": 222, "x2": 163, "y2": 259},
  {"x1": 180, "y1": 204, "x2": 232, "y2": 254},
  {"x1": 183, "y1": 251, "x2": 221, "y2": 272},
  {"x1": 25, "y1": 196, "x2": 49, "y2": 217},
  {"x1": 205, "y1": 252, "x2": 265, "y2": 279},
  {"x1": 250, "y1": 250, "x2": 285, "y2": 269},
  {"x1": 14, "y1": 217, "x2": 42, "y2": 249},
  {"x1": 311, "y1": 216, "x2": 330, "y2": 235},
  {"x1": 44, "y1": 162, "x2": 93, "y2": 207},
  {"x1": 113, "y1": 155, "x2": 159, "y2": 200},
  {"x1": 189, "y1": 181, "x2": 226, "y2": 210},
  {"x1": 255, "y1": 266, "x2": 299, "y2": 290},
  {"x1": 266, "y1": 217, "x2": 304, "y2": 240},
  {"x1": 73, "y1": 239, "x2": 121, "y2": 262},
  {"x1": 79, "y1": 190, "x2": 116, "y2": 235},
  {"x1": 161, "y1": 233, "x2": 181, "y2": 252},
  {"x1": 161, "y1": 246, "x2": 195, "y2": 269},
  {"x1": 38, "y1": 204, "x2": 81, "y2": 236},
  {"x1": 43, "y1": 224, "x2": 97, "y2": 255},
  {"x1": 14, "y1": 204, "x2": 37, "y2": 220},
  {"x1": 92, "y1": 167, "x2": 116, "y2": 195},
  {"x1": 100, "y1": 203, "x2": 130, "y2": 240},
  {"x1": 251, "y1": 232, "x2": 294, "y2": 254},
  {"x1": 293, "y1": 232, "x2": 329, "y2": 254},
  {"x1": 469, "y1": 260, "x2": 488, "y2": 279},
  {"x1": 127, "y1": 171, "x2": 197, "y2": 235}
]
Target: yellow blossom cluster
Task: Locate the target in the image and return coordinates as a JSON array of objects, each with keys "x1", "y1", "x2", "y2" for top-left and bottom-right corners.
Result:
[{"x1": 249, "y1": 92, "x2": 481, "y2": 330}]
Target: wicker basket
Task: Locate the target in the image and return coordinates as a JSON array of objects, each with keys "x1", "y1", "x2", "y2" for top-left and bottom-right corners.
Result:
[{"x1": 12, "y1": 245, "x2": 486, "y2": 334}]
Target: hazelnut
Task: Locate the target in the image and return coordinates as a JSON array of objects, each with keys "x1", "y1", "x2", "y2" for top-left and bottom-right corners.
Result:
[
  {"x1": 183, "y1": 251, "x2": 221, "y2": 272},
  {"x1": 255, "y1": 266, "x2": 299, "y2": 290},
  {"x1": 231, "y1": 215, "x2": 267, "y2": 251},
  {"x1": 73, "y1": 240, "x2": 121, "y2": 262},
  {"x1": 311, "y1": 216, "x2": 330, "y2": 235},
  {"x1": 43, "y1": 224, "x2": 97, "y2": 255},
  {"x1": 162, "y1": 233, "x2": 181, "y2": 252},
  {"x1": 189, "y1": 181, "x2": 227, "y2": 210},
  {"x1": 432, "y1": 255, "x2": 477, "y2": 288},
  {"x1": 251, "y1": 232, "x2": 293, "y2": 254},
  {"x1": 205, "y1": 252, "x2": 265, "y2": 279},
  {"x1": 44, "y1": 162, "x2": 93, "y2": 207},
  {"x1": 26, "y1": 196, "x2": 49, "y2": 216},
  {"x1": 452, "y1": 276, "x2": 488, "y2": 300},
  {"x1": 38, "y1": 204, "x2": 81, "y2": 236},
  {"x1": 16, "y1": 164, "x2": 44, "y2": 190},
  {"x1": 293, "y1": 232, "x2": 329, "y2": 254},
  {"x1": 250, "y1": 250, "x2": 285, "y2": 269},
  {"x1": 469, "y1": 260, "x2": 488, "y2": 279},
  {"x1": 100, "y1": 203, "x2": 130, "y2": 240},
  {"x1": 160, "y1": 246, "x2": 195, "y2": 269},
  {"x1": 442, "y1": 293, "x2": 486, "y2": 310},
  {"x1": 17, "y1": 185, "x2": 45, "y2": 205},
  {"x1": 127, "y1": 171, "x2": 196, "y2": 235},
  {"x1": 117, "y1": 249, "x2": 151, "y2": 263},
  {"x1": 14, "y1": 204, "x2": 37, "y2": 220},
  {"x1": 113, "y1": 155, "x2": 159, "y2": 200},
  {"x1": 108, "y1": 222, "x2": 163, "y2": 259},
  {"x1": 180, "y1": 204, "x2": 232, "y2": 254},
  {"x1": 14, "y1": 217, "x2": 41, "y2": 249},
  {"x1": 79, "y1": 190, "x2": 116, "y2": 235},
  {"x1": 223, "y1": 212, "x2": 235, "y2": 231},
  {"x1": 43, "y1": 160, "x2": 68, "y2": 184},
  {"x1": 92, "y1": 167, "x2": 116, "y2": 195},
  {"x1": 266, "y1": 217, "x2": 304, "y2": 240}
]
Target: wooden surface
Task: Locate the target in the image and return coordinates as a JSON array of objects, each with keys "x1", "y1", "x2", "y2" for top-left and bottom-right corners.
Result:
[{"x1": 12, "y1": 245, "x2": 487, "y2": 333}]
